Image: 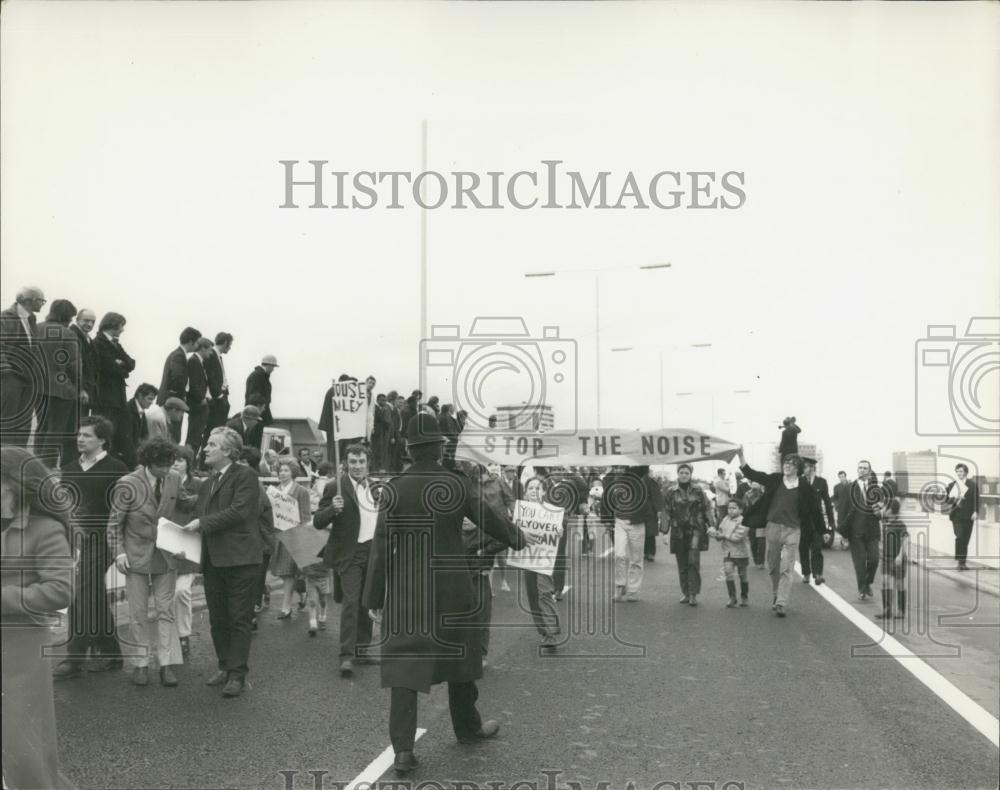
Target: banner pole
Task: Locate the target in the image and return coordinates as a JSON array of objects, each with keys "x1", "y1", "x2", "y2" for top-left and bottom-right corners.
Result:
[{"x1": 332, "y1": 395, "x2": 341, "y2": 496}]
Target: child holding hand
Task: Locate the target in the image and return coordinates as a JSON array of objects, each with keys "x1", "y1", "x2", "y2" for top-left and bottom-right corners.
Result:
[{"x1": 708, "y1": 499, "x2": 751, "y2": 607}]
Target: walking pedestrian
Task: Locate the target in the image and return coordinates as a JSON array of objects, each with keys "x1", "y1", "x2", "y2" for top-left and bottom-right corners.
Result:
[
  {"x1": 1, "y1": 446, "x2": 75, "y2": 789},
  {"x1": 604, "y1": 465, "x2": 654, "y2": 602},
  {"x1": 107, "y1": 437, "x2": 193, "y2": 687},
  {"x1": 178, "y1": 426, "x2": 262, "y2": 698},
  {"x1": 945, "y1": 463, "x2": 978, "y2": 571},
  {"x1": 799, "y1": 457, "x2": 834, "y2": 584},
  {"x1": 738, "y1": 448, "x2": 824, "y2": 617},
  {"x1": 707, "y1": 499, "x2": 751, "y2": 607},
  {"x1": 831, "y1": 470, "x2": 852, "y2": 550},
  {"x1": 663, "y1": 463, "x2": 711, "y2": 606},
  {"x1": 269, "y1": 459, "x2": 311, "y2": 621},
  {"x1": 874, "y1": 498, "x2": 909, "y2": 621},
  {"x1": 839, "y1": 460, "x2": 883, "y2": 600},
  {"x1": 743, "y1": 482, "x2": 766, "y2": 568},
  {"x1": 518, "y1": 476, "x2": 562, "y2": 650},
  {"x1": 362, "y1": 414, "x2": 527, "y2": 775}
]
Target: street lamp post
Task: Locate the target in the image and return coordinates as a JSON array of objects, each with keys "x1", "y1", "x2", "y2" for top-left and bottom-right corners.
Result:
[
  {"x1": 525, "y1": 262, "x2": 671, "y2": 429},
  {"x1": 613, "y1": 341, "x2": 711, "y2": 429}
]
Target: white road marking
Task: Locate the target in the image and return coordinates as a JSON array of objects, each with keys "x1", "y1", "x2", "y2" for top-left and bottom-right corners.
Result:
[
  {"x1": 800, "y1": 561, "x2": 1000, "y2": 748},
  {"x1": 346, "y1": 727, "x2": 427, "y2": 789}
]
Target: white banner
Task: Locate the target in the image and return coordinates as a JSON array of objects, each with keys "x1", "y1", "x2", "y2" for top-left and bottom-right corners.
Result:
[
  {"x1": 331, "y1": 379, "x2": 368, "y2": 440},
  {"x1": 506, "y1": 499, "x2": 564, "y2": 576},
  {"x1": 267, "y1": 488, "x2": 302, "y2": 531}
]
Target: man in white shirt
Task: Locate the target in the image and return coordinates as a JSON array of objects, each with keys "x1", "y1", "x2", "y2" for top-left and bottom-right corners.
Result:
[{"x1": 313, "y1": 443, "x2": 378, "y2": 677}]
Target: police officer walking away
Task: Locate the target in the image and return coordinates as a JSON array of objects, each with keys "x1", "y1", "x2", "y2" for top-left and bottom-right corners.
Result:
[{"x1": 363, "y1": 414, "x2": 528, "y2": 775}]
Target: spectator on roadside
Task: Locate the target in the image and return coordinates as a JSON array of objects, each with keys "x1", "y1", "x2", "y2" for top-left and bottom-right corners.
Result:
[
  {"x1": 245, "y1": 354, "x2": 278, "y2": 426},
  {"x1": 53, "y1": 415, "x2": 130, "y2": 679},
  {"x1": 90, "y1": 312, "x2": 135, "y2": 459},
  {"x1": 185, "y1": 338, "x2": 212, "y2": 454},
  {"x1": 70, "y1": 308, "x2": 98, "y2": 418},
  {"x1": 117, "y1": 383, "x2": 159, "y2": 470},
  {"x1": 946, "y1": 463, "x2": 978, "y2": 572},
  {"x1": 156, "y1": 327, "x2": 202, "y2": 441},
  {"x1": 298, "y1": 447, "x2": 320, "y2": 482},
  {"x1": 169, "y1": 446, "x2": 203, "y2": 659},
  {"x1": 1, "y1": 445, "x2": 75, "y2": 790},
  {"x1": 147, "y1": 397, "x2": 188, "y2": 444},
  {"x1": 259, "y1": 449, "x2": 281, "y2": 478},
  {"x1": 390, "y1": 394, "x2": 407, "y2": 472},
  {"x1": 226, "y1": 405, "x2": 264, "y2": 451},
  {"x1": 439, "y1": 403, "x2": 461, "y2": 470},
  {"x1": 0, "y1": 286, "x2": 45, "y2": 447},
  {"x1": 203, "y1": 332, "x2": 233, "y2": 442},
  {"x1": 883, "y1": 471, "x2": 899, "y2": 499},
  {"x1": 35, "y1": 299, "x2": 80, "y2": 468},
  {"x1": 372, "y1": 393, "x2": 393, "y2": 472}
]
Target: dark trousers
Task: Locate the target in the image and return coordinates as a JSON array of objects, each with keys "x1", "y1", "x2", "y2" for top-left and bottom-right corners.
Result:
[
  {"x1": 339, "y1": 542, "x2": 373, "y2": 659},
  {"x1": 953, "y1": 518, "x2": 974, "y2": 565},
  {"x1": 850, "y1": 534, "x2": 880, "y2": 592},
  {"x1": 644, "y1": 534, "x2": 657, "y2": 558},
  {"x1": 551, "y1": 529, "x2": 569, "y2": 594},
  {"x1": 36, "y1": 395, "x2": 77, "y2": 468},
  {"x1": 798, "y1": 530, "x2": 824, "y2": 577},
  {"x1": 751, "y1": 530, "x2": 767, "y2": 565},
  {"x1": 389, "y1": 682, "x2": 482, "y2": 753},
  {"x1": 204, "y1": 397, "x2": 230, "y2": 440},
  {"x1": 0, "y1": 375, "x2": 35, "y2": 447},
  {"x1": 64, "y1": 529, "x2": 121, "y2": 660},
  {"x1": 185, "y1": 401, "x2": 209, "y2": 454},
  {"x1": 675, "y1": 544, "x2": 702, "y2": 596},
  {"x1": 202, "y1": 558, "x2": 260, "y2": 679},
  {"x1": 473, "y1": 571, "x2": 492, "y2": 656},
  {"x1": 254, "y1": 554, "x2": 272, "y2": 606}
]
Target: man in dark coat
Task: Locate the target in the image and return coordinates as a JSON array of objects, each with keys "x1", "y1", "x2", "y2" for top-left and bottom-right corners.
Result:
[
  {"x1": 202, "y1": 332, "x2": 233, "y2": 444},
  {"x1": 225, "y1": 405, "x2": 264, "y2": 451},
  {"x1": 91, "y1": 312, "x2": 135, "y2": 460},
  {"x1": 739, "y1": 448, "x2": 825, "y2": 616},
  {"x1": 184, "y1": 339, "x2": 211, "y2": 454},
  {"x1": 70, "y1": 308, "x2": 98, "y2": 417},
  {"x1": 832, "y1": 470, "x2": 851, "y2": 534},
  {"x1": 245, "y1": 355, "x2": 278, "y2": 426},
  {"x1": 0, "y1": 286, "x2": 45, "y2": 447},
  {"x1": 945, "y1": 462, "x2": 978, "y2": 572},
  {"x1": 777, "y1": 417, "x2": 800, "y2": 464},
  {"x1": 838, "y1": 460, "x2": 883, "y2": 600},
  {"x1": 116, "y1": 383, "x2": 158, "y2": 470},
  {"x1": 363, "y1": 414, "x2": 527, "y2": 775},
  {"x1": 179, "y1": 426, "x2": 262, "y2": 698},
  {"x1": 663, "y1": 463, "x2": 712, "y2": 606},
  {"x1": 800, "y1": 457, "x2": 835, "y2": 583},
  {"x1": 438, "y1": 403, "x2": 461, "y2": 469},
  {"x1": 34, "y1": 300, "x2": 80, "y2": 468},
  {"x1": 156, "y1": 327, "x2": 201, "y2": 406}
]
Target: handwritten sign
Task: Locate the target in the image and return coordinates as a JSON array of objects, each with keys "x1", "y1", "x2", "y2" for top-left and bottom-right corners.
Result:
[
  {"x1": 277, "y1": 525, "x2": 330, "y2": 569},
  {"x1": 506, "y1": 499, "x2": 564, "y2": 576},
  {"x1": 267, "y1": 488, "x2": 301, "y2": 531},
  {"x1": 456, "y1": 428, "x2": 740, "y2": 468},
  {"x1": 331, "y1": 379, "x2": 368, "y2": 440}
]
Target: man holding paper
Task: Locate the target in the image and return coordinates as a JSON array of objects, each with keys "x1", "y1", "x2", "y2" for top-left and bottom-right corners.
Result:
[
  {"x1": 107, "y1": 437, "x2": 196, "y2": 687},
  {"x1": 180, "y1": 426, "x2": 262, "y2": 698}
]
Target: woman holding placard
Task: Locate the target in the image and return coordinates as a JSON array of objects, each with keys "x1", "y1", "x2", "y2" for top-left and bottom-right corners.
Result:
[
  {"x1": 269, "y1": 460, "x2": 312, "y2": 620},
  {"x1": 519, "y1": 476, "x2": 562, "y2": 654}
]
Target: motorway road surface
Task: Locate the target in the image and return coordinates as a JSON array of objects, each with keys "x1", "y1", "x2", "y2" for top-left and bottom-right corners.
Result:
[{"x1": 52, "y1": 530, "x2": 999, "y2": 790}]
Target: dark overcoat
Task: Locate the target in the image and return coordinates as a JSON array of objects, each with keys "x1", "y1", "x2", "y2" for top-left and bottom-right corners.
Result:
[{"x1": 363, "y1": 460, "x2": 525, "y2": 693}]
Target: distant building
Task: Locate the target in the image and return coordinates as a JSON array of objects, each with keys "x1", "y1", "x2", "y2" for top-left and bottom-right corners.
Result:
[
  {"x1": 893, "y1": 450, "x2": 938, "y2": 496},
  {"x1": 772, "y1": 442, "x2": 824, "y2": 475},
  {"x1": 493, "y1": 403, "x2": 554, "y2": 432}
]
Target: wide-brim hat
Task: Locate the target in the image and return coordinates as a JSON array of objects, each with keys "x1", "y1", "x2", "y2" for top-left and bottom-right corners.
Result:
[{"x1": 406, "y1": 413, "x2": 446, "y2": 446}]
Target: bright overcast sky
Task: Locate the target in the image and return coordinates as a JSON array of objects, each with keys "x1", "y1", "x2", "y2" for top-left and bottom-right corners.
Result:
[{"x1": 2, "y1": 1, "x2": 998, "y2": 477}]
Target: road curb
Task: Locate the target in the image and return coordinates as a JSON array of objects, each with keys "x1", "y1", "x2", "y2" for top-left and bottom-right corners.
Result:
[{"x1": 910, "y1": 556, "x2": 1000, "y2": 600}]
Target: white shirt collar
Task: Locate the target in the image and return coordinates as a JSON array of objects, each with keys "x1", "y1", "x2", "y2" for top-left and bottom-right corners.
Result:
[
  {"x1": 15, "y1": 304, "x2": 31, "y2": 320},
  {"x1": 217, "y1": 462, "x2": 233, "y2": 479},
  {"x1": 79, "y1": 450, "x2": 108, "y2": 471}
]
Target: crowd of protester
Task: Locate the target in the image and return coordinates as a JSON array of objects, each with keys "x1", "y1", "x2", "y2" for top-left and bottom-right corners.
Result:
[{"x1": 0, "y1": 285, "x2": 984, "y2": 782}]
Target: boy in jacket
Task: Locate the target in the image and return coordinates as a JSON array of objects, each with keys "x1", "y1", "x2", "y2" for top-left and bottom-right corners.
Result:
[{"x1": 708, "y1": 499, "x2": 750, "y2": 607}]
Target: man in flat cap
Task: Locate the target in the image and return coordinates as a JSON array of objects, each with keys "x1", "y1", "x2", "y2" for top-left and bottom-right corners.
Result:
[
  {"x1": 800, "y1": 457, "x2": 834, "y2": 585},
  {"x1": 363, "y1": 414, "x2": 529, "y2": 776},
  {"x1": 226, "y1": 405, "x2": 264, "y2": 450}
]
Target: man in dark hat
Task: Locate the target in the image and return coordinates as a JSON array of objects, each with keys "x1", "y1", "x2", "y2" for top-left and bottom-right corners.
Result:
[
  {"x1": 363, "y1": 414, "x2": 529, "y2": 775},
  {"x1": 800, "y1": 457, "x2": 834, "y2": 585}
]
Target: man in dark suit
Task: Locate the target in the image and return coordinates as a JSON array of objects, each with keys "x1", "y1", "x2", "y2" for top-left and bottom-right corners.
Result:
[
  {"x1": 226, "y1": 405, "x2": 264, "y2": 451},
  {"x1": 245, "y1": 355, "x2": 278, "y2": 426},
  {"x1": 839, "y1": 460, "x2": 882, "y2": 600},
  {"x1": 179, "y1": 426, "x2": 262, "y2": 698},
  {"x1": 832, "y1": 470, "x2": 851, "y2": 535},
  {"x1": 438, "y1": 403, "x2": 461, "y2": 470},
  {"x1": 313, "y1": 443, "x2": 378, "y2": 677},
  {"x1": 35, "y1": 299, "x2": 80, "y2": 467},
  {"x1": 800, "y1": 457, "x2": 835, "y2": 584},
  {"x1": 70, "y1": 308, "x2": 98, "y2": 416},
  {"x1": 0, "y1": 286, "x2": 45, "y2": 446},
  {"x1": 389, "y1": 394, "x2": 406, "y2": 473},
  {"x1": 91, "y1": 312, "x2": 136, "y2": 460},
  {"x1": 156, "y1": 327, "x2": 202, "y2": 441},
  {"x1": 185, "y1": 338, "x2": 211, "y2": 454},
  {"x1": 946, "y1": 463, "x2": 979, "y2": 571},
  {"x1": 203, "y1": 332, "x2": 233, "y2": 443},
  {"x1": 363, "y1": 415, "x2": 527, "y2": 775},
  {"x1": 117, "y1": 383, "x2": 158, "y2": 470}
]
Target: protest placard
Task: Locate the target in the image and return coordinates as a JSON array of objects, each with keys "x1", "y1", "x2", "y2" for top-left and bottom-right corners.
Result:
[
  {"x1": 267, "y1": 487, "x2": 302, "y2": 531},
  {"x1": 506, "y1": 499, "x2": 564, "y2": 576},
  {"x1": 155, "y1": 518, "x2": 202, "y2": 565},
  {"x1": 277, "y1": 525, "x2": 330, "y2": 569},
  {"x1": 331, "y1": 379, "x2": 368, "y2": 440}
]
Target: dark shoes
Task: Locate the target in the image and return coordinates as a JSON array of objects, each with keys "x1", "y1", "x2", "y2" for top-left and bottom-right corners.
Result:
[
  {"x1": 813, "y1": 576, "x2": 825, "y2": 586},
  {"x1": 180, "y1": 637, "x2": 190, "y2": 659},
  {"x1": 160, "y1": 666, "x2": 179, "y2": 687},
  {"x1": 774, "y1": 604, "x2": 787, "y2": 617},
  {"x1": 53, "y1": 661, "x2": 84, "y2": 680},
  {"x1": 457, "y1": 720, "x2": 501, "y2": 745},
  {"x1": 132, "y1": 666, "x2": 149, "y2": 686},
  {"x1": 393, "y1": 751, "x2": 418, "y2": 775},
  {"x1": 339, "y1": 659, "x2": 354, "y2": 677},
  {"x1": 802, "y1": 575, "x2": 811, "y2": 584},
  {"x1": 205, "y1": 669, "x2": 228, "y2": 687},
  {"x1": 88, "y1": 657, "x2": 123, "y2": 673},
  {"x1": 221, "y1": 677, "x2": 245, "y2": 697},
  {"x1": 688, "y1": 595, "x2": 698, "y2": 607}
]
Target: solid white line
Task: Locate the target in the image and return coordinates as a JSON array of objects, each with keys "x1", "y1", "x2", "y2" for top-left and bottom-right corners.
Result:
[
  {"x1": 799, "y1": 561, "x2": 1000, "y2": 749},
  {"x1": 346, "y1": 727, "x2": 427, "y2": 789}
]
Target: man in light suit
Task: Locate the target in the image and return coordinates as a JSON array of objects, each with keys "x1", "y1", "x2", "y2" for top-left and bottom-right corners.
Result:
[
  {"x1": 314, "y1": 443, "x2": 378, "y2": 677},
  {"x1": 179, "y1": 426, "x2": 262, "y2": 697},
  {"x1": 157, "y1": 327, "x2": 202, "y2": 442},
  {"x1": 108, "y1": 437, "x2": 196, "y2": 687}
]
